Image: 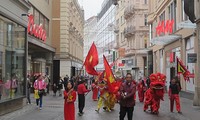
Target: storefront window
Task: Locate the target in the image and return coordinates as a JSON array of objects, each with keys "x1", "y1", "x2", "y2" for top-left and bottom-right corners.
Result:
[{"x1": 0, "y1": 16, "x2": 26, "y2": 102}]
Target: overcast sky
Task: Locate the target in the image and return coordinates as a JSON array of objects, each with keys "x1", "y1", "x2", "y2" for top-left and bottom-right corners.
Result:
[{"x1": 78, "y1": 0, "x2": 104, "y2": 20}]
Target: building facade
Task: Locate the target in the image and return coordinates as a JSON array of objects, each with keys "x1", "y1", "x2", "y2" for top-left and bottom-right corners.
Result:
[
  {"x1": 114, "y1": 0, "x2": 126, "y2": 76},
  {"x1": 0, "y1": 0, "x2": 29, "y2": 115},
  {"x1": 27, "y1": 0, "x2": 55, "y2": 83},
  {"x1": 194, "y1": 0, "x2": 200, "y2": 106},
  {"x1": 148, "y1": 0, "x2": 198, "y2": 102},
  {"x1": 84, "y1": 16, "x2": 98, "y2": 72},
  {"x1": 116, "y1": 0, "x2": 149, "y2": 80},
  {"x1": 52, "y1": 0, "x2": 84, "y2": 80},
  {"x1": 96, "y1": 0, "x2": 116, "y2": 71}
]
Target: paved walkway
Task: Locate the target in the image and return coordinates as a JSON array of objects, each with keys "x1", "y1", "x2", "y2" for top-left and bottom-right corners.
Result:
[{"x1": 0, "y1": 91, "x2": 200, "y2": 120}]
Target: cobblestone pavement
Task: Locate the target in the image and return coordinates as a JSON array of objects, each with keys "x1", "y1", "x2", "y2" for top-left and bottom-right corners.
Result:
[{"x1": 0, "y1": 91, "x2": 200, "y2": 120}]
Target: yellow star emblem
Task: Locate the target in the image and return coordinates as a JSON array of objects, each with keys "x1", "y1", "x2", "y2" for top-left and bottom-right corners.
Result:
[
  {"x1": 89, "y1": 56, "x2": 93, "y2": 63},
  {"x1": 109, "y1": 75, "x2": 114, "y2": 83}
]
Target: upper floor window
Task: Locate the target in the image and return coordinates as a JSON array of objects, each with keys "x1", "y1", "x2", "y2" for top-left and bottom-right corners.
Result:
[
  {"x1": 181, "y1": 0, "x2": 188, "y2": 21},
  {"x1": 144, "y1": 14, "x2": 148, "y2": 26},
  {"x1": 144, "y1": 0, "x2": 147, "y2": 4}
]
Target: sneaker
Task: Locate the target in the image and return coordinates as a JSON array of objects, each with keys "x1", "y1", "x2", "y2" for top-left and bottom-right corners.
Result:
[
  {"x1": 95, "y1": 109, "x2": 99, "y2": 113},
  {"x1": 39, "y1": 107, "x2": 42, "y2": 110},
  {"x1": 78, "y1": 112, "x2": 82, "y2": 116},
  {"x1": 178, "y1": 111, "x2": 182, "y2": 114}
]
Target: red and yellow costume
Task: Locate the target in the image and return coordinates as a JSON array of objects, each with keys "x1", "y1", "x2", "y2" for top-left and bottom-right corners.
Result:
[
  {"x1": 143, "y1": 73, "x2": 166, "y2": 114},
  {"x1": 63, "y1": 89, "x2": 76, "y2": 120}
]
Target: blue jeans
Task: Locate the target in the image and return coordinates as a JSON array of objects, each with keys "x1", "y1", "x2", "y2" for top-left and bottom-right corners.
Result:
[{"x1": 36, "y1": 94, "x2": 43, "y2": 108}]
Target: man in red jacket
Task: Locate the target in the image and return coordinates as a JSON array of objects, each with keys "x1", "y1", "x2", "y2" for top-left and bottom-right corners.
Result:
[{"x1": 77, "y1": 77, "x2": 90, "y2": 116}]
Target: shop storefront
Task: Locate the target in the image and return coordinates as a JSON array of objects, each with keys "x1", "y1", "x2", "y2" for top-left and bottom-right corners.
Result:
[{"x1": 0, "y1": 0, "x2": 29, "y2": 114}]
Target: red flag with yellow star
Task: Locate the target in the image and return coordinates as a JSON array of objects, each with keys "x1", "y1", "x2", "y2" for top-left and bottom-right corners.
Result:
[
  {"x1": 103, "y1": 55, "x2": 115, "y2": 93},
  {"x1": 84, "y1": 42, "x2": 99, "y2": 75}
]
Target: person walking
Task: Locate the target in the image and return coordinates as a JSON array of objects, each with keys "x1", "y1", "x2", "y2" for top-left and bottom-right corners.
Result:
[
  {"x1": 63, "y1": 81, "x2": 76, "y2": 120},
  {"x1": 168, "y1": 76, "x2": 182, "y2": 113},
  {"x1": 119, "y1": 73, "x2": 136, "y2": 120},
  {"x1": 27, "y1": 75, "x2": 31, "y2": 104},
  {"x1": 58, "y1": 77, "x2": 64, "y2": 96},
  {"x1": 77, "y1": 77, "x2": 90, "y2": 116},
  {"x1": 34, "y1": 75, "x2": 46, "y2": 110}
]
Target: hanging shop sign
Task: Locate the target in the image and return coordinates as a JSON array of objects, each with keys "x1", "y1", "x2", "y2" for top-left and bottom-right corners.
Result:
[
  {"x1": 27, "y1": 14, "x2": 47, "y2": 42},
  {"x1": 156, "y1": 20, "x2": 174, "y2": 36},
  {"x1": 187, "y1": 53, "x2": 197, "y2": 63}
]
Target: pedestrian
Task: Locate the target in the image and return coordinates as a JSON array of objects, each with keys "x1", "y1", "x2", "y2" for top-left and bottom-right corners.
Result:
[
  {"x1": 119, "y1": 73, "x2": 136, "y2": 120},
  {"x1": 27, "y1": 75, "x2": 31, "y2": 104},
  {"x1": 77, "y1": 77, "x2": 90, "y2": 116},
  {"x1": 52, "y1": 83, "x2": 57, "y2": 96},
  {"x1": 34, "y1": 75, "x2": 46, "y2": 110},
  {"x1": 63, "y1": 81, "x2": 76, "y2": 120},
  {"x1": 58, "y1": 77, "x2": 64, "y2": 96},
  {"x1": 168, "y1": 76, "x2": 182, "y2": 113}
]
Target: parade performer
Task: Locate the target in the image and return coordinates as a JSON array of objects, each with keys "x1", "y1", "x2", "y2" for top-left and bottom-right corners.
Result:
[
  {"x1": 168, "y1": 76, "x2": 182, "y2": 113},
  {"x1": 137, "y1": 78, "x2": 146, "y2": 102},
  {"x1": 143, "y1": 73, "x2": 166, "y2": 114},
  {"x1": 91, "y1": 79, "x2": 98, "y2": 101},
  {"x1": 77, "y1": 77, "x2": 90, "y2": 116},
  {"x1": 95, "y1": 80, "x2": 110, "y2": 113},
  {"x1": 63, "y1": 81, "x2": 76, "y2": 120}
]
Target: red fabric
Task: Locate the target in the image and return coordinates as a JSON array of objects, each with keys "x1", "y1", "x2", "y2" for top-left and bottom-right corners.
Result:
[
  {"x1": 170, "y1": 94, "x2": 181, "y2": 112},
  {"x1": 103, "y1": 55, "x2": 115, "y2": 93},
  {"x1": 63, "y1": 90, "x2": 76, "y2": 120},
  {"x1": 77, "y1": 83, "x2": 89, "y2": 94},
  {"x1": 92, "y1": 83, "x2": 98, "y2": 100},
  {"x1": 137, "y1": 82, "x2": 145, "y2": 102},
  {"x1": 84, "y1": 42, "x2": 99, "y2": 75}
]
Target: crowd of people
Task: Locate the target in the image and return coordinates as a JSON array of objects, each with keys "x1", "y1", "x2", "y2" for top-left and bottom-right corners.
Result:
[{"x1": 27, "y1": 72, "x2": 182, "y2": 120}]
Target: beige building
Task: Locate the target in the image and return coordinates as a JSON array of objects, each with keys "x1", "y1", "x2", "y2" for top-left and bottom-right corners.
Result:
[
  {"x1": 28, "y1": 0, "x2": 55, "y2": 78},
  {"x1": 52, "y1": 0, "x2": 84, "y2": 79},
  {"x1": 195, "y1": 0, "x2": 200, "y2": 105},
  {"x1": 115, "y1": 0, "x2": 149, "y2": 79},
  {"x1": 148, "y1": 0, "x2": 199, "y2": 104}
]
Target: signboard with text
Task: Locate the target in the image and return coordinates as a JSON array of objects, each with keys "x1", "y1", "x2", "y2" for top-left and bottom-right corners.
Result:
[
  {"x1": 187, "y1": 53, "x2": 197, "y2": 63},
  {"x1": 156, "y1": 20, "x2": 174, "y2": 36},
  {"x1": 27, "y1": 14, "x2": 47, "y2": 42}
]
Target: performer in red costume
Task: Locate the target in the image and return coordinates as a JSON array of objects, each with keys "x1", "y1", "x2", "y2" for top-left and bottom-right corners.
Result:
[
  {"x1": 143, "y1": 73, "x2": 166, "y2": 114},
  {"x1": 63, "y1": 81, "x2": 76, "y2": 120},
  {"x1": 168, "y1": 76, "x2": 182, "y2": 113},
  {"x1": 92, "y1": 80, "x2": 98, "y2": 101},
  {"x1": 137, "y1": 78, "x2": 146, "y2": 102}
]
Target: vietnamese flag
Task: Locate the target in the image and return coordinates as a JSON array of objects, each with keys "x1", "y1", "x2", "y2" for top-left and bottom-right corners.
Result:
[
  {"x1": 103, "y1": 55, "x2": 115, "y2": 93},
  {"x1": 84, "y1": 42, "x2": 99, "y2": 75}
]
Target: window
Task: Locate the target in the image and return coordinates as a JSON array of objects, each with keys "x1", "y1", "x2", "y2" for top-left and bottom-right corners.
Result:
[
  {"x1": 181, "y1": 0, "x2": 188, "y2": 21},
  {"x1": 33, "y1": 8, "x2": 49, "y2": 37},
  {"x1": 144, "y1": 0, "x2": 147, "y2": 4},
  {"x1": 0, "y1": 16, "x2": 26, "y2": 101},
  {"x1": 168, "y1": 1, "x2": 176, "y2": 31},
  {"x1": 144, "y1": 14, "x2": 148, "y2": 26}
]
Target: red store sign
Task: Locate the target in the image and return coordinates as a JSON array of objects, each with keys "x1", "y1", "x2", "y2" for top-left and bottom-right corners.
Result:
[
  {"x1": 156, "y1": 20, "x2": 174, "y2": 36},
  {"x1": 27, "y1": 14, "x2": 47, "y2": 42}
]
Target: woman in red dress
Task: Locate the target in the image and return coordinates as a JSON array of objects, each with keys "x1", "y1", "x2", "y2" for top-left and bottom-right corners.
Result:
[{"x1": 63, "y1": 81, "x2": 76, "y2": 120}]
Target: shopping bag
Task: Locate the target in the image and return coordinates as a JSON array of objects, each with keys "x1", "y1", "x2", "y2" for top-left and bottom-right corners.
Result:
[{"x1": 34, "y1": 90, "x2": 40, "y2": 99}]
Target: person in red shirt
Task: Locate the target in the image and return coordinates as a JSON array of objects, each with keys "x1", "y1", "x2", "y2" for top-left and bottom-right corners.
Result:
[
  {"x1": 63, "y1": 81, "x2": 76, "y2": 120},
  {"x1": 137, "y1": 78, "x2": 146, "y2": 102},
  {"x1": 77, "y1": 77, "x2": 90, "y2": 116}
]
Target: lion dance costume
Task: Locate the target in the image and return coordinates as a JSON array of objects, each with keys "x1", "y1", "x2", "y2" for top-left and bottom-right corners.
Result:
[{"x1": 143, "y1": 73, "x2": 166, "y2": 114}]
